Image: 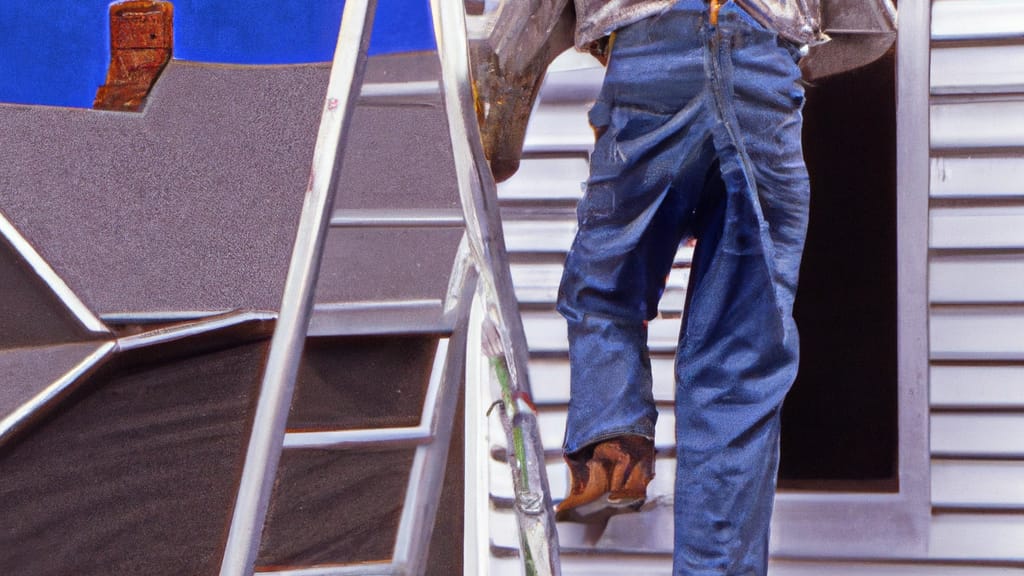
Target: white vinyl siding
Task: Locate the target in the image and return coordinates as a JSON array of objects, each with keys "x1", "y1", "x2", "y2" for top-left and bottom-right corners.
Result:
[
  {"x1": 931, "y1": 45, "x2": 1024, "y2": 94},
  {"x1": 930, "y1": 255, "x2": 1024, "y2": 303},
  {"x1": 927, "y1": 0, "x2": 1024, "y2": 566},
  {"x1": 932, "y1": 460, "x2": 1024, "y2": 509},
  {"x1": 930, "y1": 307, "x2": 1024, "y2": 360},
  {"x1": 931, "y1": 0, "x2": 1024, "y2": 39},
  {"x1": 488, "y1": 554, "x2": 1024, "y2": 575},
  {"x1": 930, "y1": 207, "x2": 1024, "y2": 250},
  {"x1": 931, "y1": 365, "x2": 1024, "y2": 408},
  {"x1": 931, "y1": 156, "x2": 1024, "y2": 198},
  {"x1": 931, "y1": 101, "x2": 1024, "y2": 150}
]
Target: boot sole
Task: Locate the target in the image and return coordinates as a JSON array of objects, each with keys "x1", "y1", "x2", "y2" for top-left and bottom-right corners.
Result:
[{"x1": 555, "y1": 494, "x2": 646, "y2": 523}]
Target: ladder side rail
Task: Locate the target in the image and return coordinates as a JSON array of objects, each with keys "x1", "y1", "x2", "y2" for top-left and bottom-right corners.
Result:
[
  {"x1": 392, "y1": 248, "x2": 479, "y2": 575},
  {"x1": 218, "y1": 2, "x2": 378, "y2": 574},
  {"x1": 463, "y1": 292, "x2": 495, "y2": 576},
  {"x1": 430, "y1": 3, "x2": 562, "y2": 575}
]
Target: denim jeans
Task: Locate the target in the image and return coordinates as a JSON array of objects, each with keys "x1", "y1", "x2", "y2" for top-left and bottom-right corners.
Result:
[{"x1": 556, "y1": 0, "x2": 809, "y2": 573}]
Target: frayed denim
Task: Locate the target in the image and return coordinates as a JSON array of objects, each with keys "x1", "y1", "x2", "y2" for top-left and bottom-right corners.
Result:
[{"x1": 557, "y1": 0, "x2": 809, "y2": 573}]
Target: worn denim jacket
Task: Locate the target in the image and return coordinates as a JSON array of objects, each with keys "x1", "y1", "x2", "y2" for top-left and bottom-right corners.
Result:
[{"x1": 573, "y1": 0, "x2": 827, "y2": 49}]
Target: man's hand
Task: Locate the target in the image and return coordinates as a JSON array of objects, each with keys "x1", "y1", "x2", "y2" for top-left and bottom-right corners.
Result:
[{"x1": 470, "y1": 0, "x2": 576, "y2": 182}]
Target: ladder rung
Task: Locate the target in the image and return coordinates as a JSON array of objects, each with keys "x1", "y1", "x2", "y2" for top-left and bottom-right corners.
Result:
[
  {"x1": 285, "y1": 336, "x2": 449, "y2": 452},
  {"x1": 283, "y1": 426, "x2": 432, "y2": 450},
  {"x1": 256, "y1": 563, "x2": 397, "y2": 576},
  {"x1": 358, "y1": 80, "x2": 441, "y2": 102},
  {"x1": 308, "y1": 299, "x2": 453, "y2": 337},
  {"x1": 329, "y1": 208, "x2": 464, "y2": 228}
]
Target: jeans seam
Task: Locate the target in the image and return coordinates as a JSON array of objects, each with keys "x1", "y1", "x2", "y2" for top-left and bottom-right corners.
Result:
[{"x1": 703, "y1": 22, "x2": 787, "y2": 342}]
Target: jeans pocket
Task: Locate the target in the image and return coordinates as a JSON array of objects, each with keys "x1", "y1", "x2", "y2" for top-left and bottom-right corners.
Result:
[{"x1": 578, "y1": 181, "x2": 616, "y2": 221}]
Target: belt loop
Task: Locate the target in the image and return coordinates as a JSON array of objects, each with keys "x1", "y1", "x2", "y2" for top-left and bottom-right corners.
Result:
[{"x1": 709, "y1": 0, "x2": 722, "y2": 26}]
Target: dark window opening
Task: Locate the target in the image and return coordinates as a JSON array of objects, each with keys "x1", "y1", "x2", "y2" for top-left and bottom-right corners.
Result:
[{"x1": 779, "y1": 49, "x2": 899, "y2": 492}]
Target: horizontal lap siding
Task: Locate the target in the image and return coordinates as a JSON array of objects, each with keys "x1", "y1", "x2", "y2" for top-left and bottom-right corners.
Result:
[
  {"x1": 527, "y1": 355, "x2": 677, "y2": 404},
  {"x1": 930, "y1": 306, "x2": 1024, "y2": 360},
  {"x1": 931, "y1": 45, "x2": 1024, "y2": 95},
  {"x1": 932, "y1": 460, "x2": 1024, "y2": 508},
  {"x1": 931, "y1": 0, "x2": 1024, "y2": 40},
  {"x1": 521, "y1": 103, "x2": 598, "y2": 153},
  {"x1": 496, "y1": 156, "x2": 589, "y2": 202},
  {"x1": 931, "y1": 365, "x2": 1024, "y2": 408},
  {"x1": 931, "y1": 157, "x2": 1024, "y2": 198},
  {"x1": 930, "y1": 254, "x2": 1024, "y2": 303},
  {"x1": 930, "y1": 207, "x2": 1024, "y2": 250},
  {"x1": 929, "y1": 0, "x2": 1024, "y2": 563},
  {"x1": 931, "y1": 413, "x2": 1024, "y2": 457},
  {"x1": 931, "y1": 101, "x2": 1024, "y2": 150},
  {"x1": 488, "y1": 554, "x2": 1024, "y2": 576}
]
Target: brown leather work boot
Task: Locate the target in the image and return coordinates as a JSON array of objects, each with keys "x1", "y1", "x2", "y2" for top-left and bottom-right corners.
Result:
[{"x1": 555, "y1": 435, "x2": 655, "y2": 523}]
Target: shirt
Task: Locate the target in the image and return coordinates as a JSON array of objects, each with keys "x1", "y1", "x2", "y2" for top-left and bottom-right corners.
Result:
[{"x1": 573, "y1": 0, "x2": 828, "y2": 49}]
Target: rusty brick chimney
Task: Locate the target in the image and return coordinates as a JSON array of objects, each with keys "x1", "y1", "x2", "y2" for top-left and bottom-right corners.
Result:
[{"x1": 93, "y1": 1, "x2": 173, "y2": 111}]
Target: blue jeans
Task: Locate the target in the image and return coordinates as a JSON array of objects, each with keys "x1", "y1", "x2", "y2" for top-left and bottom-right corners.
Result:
[{"x1": 557, "y1": 1, "x2": 809, "y2": 573}]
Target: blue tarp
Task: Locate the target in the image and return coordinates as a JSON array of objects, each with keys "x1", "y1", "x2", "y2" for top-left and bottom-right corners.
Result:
[{"x1": 0, "y1": 0, "x2": 435, "y2": 108}]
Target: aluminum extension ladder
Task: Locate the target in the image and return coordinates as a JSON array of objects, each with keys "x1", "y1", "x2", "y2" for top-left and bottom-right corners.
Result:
[{"x1": 216, "y1": 1, "x2": 561, "y2": 574}]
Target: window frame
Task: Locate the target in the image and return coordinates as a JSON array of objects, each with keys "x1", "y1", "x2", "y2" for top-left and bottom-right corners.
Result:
[{"x1": 769, "y1": 0, "x2": 933, "y2": 558}]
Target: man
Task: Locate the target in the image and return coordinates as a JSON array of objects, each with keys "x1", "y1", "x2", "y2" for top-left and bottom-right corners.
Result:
[
  {"x1": 551, "y1": 0, "x2": 824, "y2": 573},
  {"x1": 474, "y1": 0, "x2": 830, "y2": 572}
]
